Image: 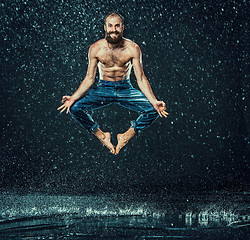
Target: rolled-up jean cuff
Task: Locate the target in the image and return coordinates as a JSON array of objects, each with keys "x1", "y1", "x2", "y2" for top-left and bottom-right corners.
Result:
[
  {"x1": 130, "y1": 121, "x2": 140, "y2": 135},
  {"x1": 89, "y1": 123, "x2": 100, "y2": 133}
]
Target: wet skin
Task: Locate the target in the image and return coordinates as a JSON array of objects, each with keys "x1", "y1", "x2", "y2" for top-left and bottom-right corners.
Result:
[{"x1": 58, "y1": 15, "x2": 168, "y2": 154}]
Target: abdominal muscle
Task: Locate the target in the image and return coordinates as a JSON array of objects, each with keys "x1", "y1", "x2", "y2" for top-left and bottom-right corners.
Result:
[{"x1": 98, "y1": 62, "x2": 132, "y2": 82}]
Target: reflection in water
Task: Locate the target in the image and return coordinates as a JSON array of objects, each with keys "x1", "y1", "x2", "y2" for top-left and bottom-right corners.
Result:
[
  {"x1": 185, "y1": 209, "x2": 238, "y2": 228},
  {"x1": 0, "y1": 192, "x2": 249, "y2": 239}
]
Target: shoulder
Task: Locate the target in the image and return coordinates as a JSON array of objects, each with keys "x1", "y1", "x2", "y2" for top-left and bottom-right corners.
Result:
[
  {"x1": 124, "y1": 38, "x2": 141, "y2": 51},
  {"x1": 123, "y1": 38, "x2": 141, "y2": 58},
  {"x1": 89, "y1": 39, "x2": 106, "y2": 56}
]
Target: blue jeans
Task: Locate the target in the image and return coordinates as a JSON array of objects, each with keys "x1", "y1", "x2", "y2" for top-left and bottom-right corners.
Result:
[{"x1": 70, "y1": 79, "x2": 159, "y2": 133}]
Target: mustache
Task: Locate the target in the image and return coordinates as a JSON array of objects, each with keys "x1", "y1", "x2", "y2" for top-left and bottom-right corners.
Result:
[{"x1": 108, "y1": 31, "x2": 120, "y2": 35}]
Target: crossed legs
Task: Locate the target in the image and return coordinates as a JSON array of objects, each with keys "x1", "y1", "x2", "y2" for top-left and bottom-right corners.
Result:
[{"x1": 70, "y1": 86, "x2": 158, "y2": 155}]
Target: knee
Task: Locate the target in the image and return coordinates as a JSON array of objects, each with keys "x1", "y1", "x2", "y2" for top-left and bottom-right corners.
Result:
[
  {"x1": 146, "y1": 105, "x2": 157, "y2": 114},
  {"x1": 146, "y1": 107, "x2": 159, "y2": 119},
  {"x1": 70, "y1": 102, "x2": 79, "y2": 115}
]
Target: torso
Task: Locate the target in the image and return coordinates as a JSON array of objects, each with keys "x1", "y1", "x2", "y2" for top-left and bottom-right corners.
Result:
[{"x1": 95, "y1": 38, "x2": 134, "y2": 81}]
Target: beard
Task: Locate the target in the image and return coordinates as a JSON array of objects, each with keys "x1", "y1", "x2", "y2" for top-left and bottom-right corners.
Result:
[{"x1": 105, "y1": 31, "x2": 123, "y2": 44}]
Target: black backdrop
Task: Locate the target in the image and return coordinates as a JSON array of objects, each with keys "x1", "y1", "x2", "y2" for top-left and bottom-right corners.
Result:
[{"x1": 1, "y1": 0, "x2": 249, "y2": 194}]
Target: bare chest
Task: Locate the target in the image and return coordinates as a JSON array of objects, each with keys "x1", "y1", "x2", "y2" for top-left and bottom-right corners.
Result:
[{"x1": 97, "y1": 47, "x2": 132, "y2": 67}]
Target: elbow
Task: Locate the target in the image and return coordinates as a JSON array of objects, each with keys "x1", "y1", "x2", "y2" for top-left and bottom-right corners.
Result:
[
  {"x1": 85, "y1": 74, "x2": 96, "y2": 84},
  {"x1": 137, "y1": 74, "x2": 146, "y2": 85},
  {"x1": 90, "y1": 78, "x2": 95, "y2": 84}
]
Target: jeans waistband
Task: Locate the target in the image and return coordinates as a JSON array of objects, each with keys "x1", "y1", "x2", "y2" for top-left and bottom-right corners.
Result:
[{"x1": 98, "y1": 79, "x2": 131, "y2": 85}]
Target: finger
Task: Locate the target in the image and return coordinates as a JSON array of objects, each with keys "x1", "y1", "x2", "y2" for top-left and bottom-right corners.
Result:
[
  {"x1": 162, "y1": 112, "x2": 168, "y2": 118},
  {"x1": 62, "y1": 96, "x2": 68, "y2": 103},
  {"x1": 160, "y1": 110, "x2": 168, "y2": 117},
  {"x1": 159, "y1": 101, "x2": 165, "y2": 106},
  {"x1": 157, "y1": 109, "x2": 162, "y2": 117},
  {"x1": 60, "y1": 106, "x2": 67, "y2": 113},
  {"x1": 57, "y1": 105, "x2": 65, "y2": 110},
  {"x1": 163, "y1": 110, "x2": 169, "y2": 115},
  {"x1": 66, "y1": 107, "x2": 70, "y2": 114}
]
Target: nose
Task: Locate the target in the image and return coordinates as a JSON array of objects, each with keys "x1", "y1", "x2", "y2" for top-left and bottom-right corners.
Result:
[{"x1": 111, "y1": 26, "x2": 117, "y2": 32}]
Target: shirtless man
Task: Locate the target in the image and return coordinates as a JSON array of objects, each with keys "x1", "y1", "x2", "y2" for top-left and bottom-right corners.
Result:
[{"x1": 58, "y1": 12, "x2": 168, "y2": 155}]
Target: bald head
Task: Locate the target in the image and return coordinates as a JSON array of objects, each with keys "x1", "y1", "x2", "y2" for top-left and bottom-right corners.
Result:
[{"x1": 104, "y1": 12, "x2": 124, "y2": 26}]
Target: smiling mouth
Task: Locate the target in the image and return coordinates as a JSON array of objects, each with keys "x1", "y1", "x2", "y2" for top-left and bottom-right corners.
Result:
[{"x1": 109, "y1": 32, "x2": 119, "y2": 37}]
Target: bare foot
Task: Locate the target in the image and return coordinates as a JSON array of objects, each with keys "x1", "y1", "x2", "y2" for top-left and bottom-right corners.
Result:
[
  {"x1": 93, "y1": 129, "x2": 115, "y2": 154},
  {"x1": 115, "y1": 128, "x2": 135, "y2": 155},
  {"x1": 101, "y1": 132, "x2": 116, "y2": 154}
]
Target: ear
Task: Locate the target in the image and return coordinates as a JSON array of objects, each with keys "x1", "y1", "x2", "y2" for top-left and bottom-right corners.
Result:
[
  {"x1": 122, "y1": 25, "x2": 124, "y2": 31},
  {"x1": 104, "y1": 24, "x2": 107, "y2": 31}
]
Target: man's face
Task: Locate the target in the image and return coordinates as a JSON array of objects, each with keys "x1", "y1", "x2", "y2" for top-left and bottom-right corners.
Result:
[{"x1": 104, "y1": 15, "x2": 124, "y2": 44}]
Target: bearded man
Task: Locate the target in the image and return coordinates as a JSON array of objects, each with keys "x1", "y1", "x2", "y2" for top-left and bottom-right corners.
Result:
[{"x1": 58, "y1": 12, "x2": 168, "y2": 155}]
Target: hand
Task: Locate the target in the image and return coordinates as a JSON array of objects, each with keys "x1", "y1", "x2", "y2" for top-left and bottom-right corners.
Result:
[
  {"x1": 153, "y1": 101, "x2": 169, "y2": 118},
  {"x1": 57, "y1": 96, "x2": 76, "y2": 114}
]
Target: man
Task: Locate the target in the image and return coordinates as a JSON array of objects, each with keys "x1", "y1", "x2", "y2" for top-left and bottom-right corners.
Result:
[{"x1": 58, "y1": 12, "x2": 168, "y2": 155}]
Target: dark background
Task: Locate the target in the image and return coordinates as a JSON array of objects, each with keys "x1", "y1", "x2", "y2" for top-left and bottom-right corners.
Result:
[{"x1": 1, "y1": 0, "x2": 249, "y2": 194}]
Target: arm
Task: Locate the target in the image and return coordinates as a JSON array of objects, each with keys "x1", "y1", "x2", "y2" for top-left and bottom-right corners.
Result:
[
  {"x1": 57, "y1": 44, "x2": 98, "y2": 114},
  {"x1": 71, "y1": 44, "x2": 98, "y2": 101},
  {"x1": 132, "y1": 44, "x2": 168, "y2": 118}
]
